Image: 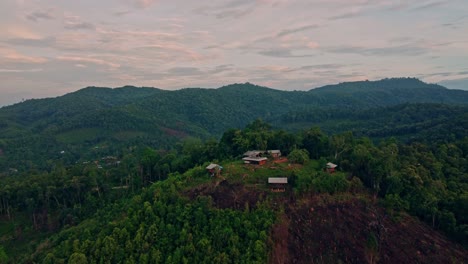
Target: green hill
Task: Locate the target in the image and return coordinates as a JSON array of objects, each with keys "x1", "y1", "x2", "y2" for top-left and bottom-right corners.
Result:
[
  {"x1": 1, "y1": 78, "x2": 467, "y2": 172},
  {"x1": 0, "y1": 116, "x2": 467, "y2": 263}
]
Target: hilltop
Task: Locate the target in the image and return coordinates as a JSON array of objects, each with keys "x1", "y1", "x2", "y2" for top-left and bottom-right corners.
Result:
[{"x1": 16, "y1": 159, "x2": 468, "y2": 263}]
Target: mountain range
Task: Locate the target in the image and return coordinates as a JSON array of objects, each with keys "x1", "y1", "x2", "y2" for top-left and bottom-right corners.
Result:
[{"x1": 1, "y1": 77, "x2": 467, "y2": 171}]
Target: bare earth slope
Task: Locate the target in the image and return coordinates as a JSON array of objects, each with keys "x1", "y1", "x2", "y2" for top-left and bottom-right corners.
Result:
[
  {"x1": 284, "y1": 195, "x2": 467, "y2": 264},
  {"x1": 185, "y1": 179, "x2": 467, "y2": 263}
]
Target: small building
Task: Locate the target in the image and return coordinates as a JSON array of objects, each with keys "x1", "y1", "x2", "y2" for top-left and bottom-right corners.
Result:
[
  {"x1": 267, "y1": 150, "x2": 282, "y2": 159},
  {"x1": 243, "y1": 150, "x2": 263, "y2": 158},
  {"x1": 326, "y1": 162, "x2": 338, "y2": 173},
  {"x1": 268, "y1": 177, "x2": 288, "y2": 192},
  {"x1": 206, "y1": 163, "x2": 222, "y2": 177},
  {"x1": 242, "y1": 156, "x2": 268, "y2": 165}
]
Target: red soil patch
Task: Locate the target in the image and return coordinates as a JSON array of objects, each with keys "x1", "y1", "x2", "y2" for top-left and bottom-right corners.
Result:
[
  {"x1": 269, "y1": 215, "x2": 290, "y2": 264},
  {"x1": 185, "y1": 180, "x2": 266, "y2": 210},
  {"x1": 185, "y1": 181, "x2": 467, "y2": 263},
  {"x1": 274, "y1": 157, "x2": 289, "y2": 163},
  {"x1": 286, "y1": 195, "x2": 468, "y2": 264}
]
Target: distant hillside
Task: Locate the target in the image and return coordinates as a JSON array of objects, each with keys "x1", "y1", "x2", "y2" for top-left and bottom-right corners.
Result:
[
  {"x1": 274, "y1": 103, "x2": 468, "y2": 142},
  {"x1": 309, "y1": 78, "x2": 467, "y2": 108},
  {"x1": 1, "y1": 78, "x2": 467, "y2": 171}
]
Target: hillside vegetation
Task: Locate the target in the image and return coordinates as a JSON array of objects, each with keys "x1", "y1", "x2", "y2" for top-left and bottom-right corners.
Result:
[
  {"x1": 0, "y1": 78, "x2": 467, "y2": 263},
  {"x1": 0, "y1": 117, "x2": 467, "y2": 263},
  {"x1": 1, "y1": 78, "x2": 467, "y2": 172}
]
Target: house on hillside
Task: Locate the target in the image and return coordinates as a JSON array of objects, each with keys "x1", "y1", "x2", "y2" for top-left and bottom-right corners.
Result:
[
  {"x1": 326, "y1": 162, "x2": 337, "y2": 173},
  {"x1": 242, "y1": 149, "x2": 283, "y2": 165},
  {"x1": 243, "y1": 150, "x2": 263, "y2": 158},
  {"x1": 267, "y1": 150, "x2": 282, "y2": 159},
  {"x1": 242, "y1": 156, "x2": 268, "y2": 165},
  {"x1": 206, "y1": 163, "x2": 222, "y2": 177},
  {"x1": 243, "y1": 150, "x2": 267, "y2": 165},
  {"x1": 268, "y1": 177, "x2": 288, "y2": 192}
]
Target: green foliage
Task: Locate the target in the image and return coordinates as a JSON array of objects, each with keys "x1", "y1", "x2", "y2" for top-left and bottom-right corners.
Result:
[
  {"x1": 1, "y1": 84, "x2": 468, "y2": 261},
  {"x1": 294, "y1": 170, "x2": 314, "y2": 194},
  {"x1": 27, "y1": 176, "x2": 275, "y2": 263},
  {"x1": 0, "y1": 246, "x2": 8, "y2": 263},
  {"x1": 1, "y1": 78, "x2": 468, "y2": 172},
  {"x1": 68, "y1": 252, "x2": 88, "y2": 264},
  {"x1": 287, "y1": 149, "x2": 310, "y2": 164},
  {"x1": 383, "y1": 194, "x2": 410, "y2": 212},
  {"x1": 312, "y1": 173, "x2": 349, "y2": 194}
]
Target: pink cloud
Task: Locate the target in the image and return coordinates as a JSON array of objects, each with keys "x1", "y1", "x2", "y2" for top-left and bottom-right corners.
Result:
[
  {"x1": 307, "y1": 42, "x2": 319, "y2": 49},
  {"x1": 0, "y1": 47, "x2": 47, "y2": 64},
  {"x1": 2, "y1": 25, "x2": 42, "y2": 39},
  {"x1": 57, "y1": 55, "x2": 120, "y2": 68}
]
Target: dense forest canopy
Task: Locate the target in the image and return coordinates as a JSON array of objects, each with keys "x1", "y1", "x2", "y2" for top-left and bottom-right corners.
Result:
[{"x1": 0, "y1": 78, "x2": 467, "y2": 263}]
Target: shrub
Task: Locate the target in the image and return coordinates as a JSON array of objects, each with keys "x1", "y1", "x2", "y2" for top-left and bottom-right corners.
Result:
[{"x1": 287, "y1": 149, "x2": 309, "y2": 164}]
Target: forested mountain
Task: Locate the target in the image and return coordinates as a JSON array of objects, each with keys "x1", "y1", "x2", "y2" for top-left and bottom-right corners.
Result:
[
  {"x1": 1, "y1": 77, "x2": 467, "y2": 172},
  {"x1": 0, "y1": 77, "x2": 467, "y2": 262},
  {"x1": 1, "y1": 119, "x2": 467, "y2": 263}
]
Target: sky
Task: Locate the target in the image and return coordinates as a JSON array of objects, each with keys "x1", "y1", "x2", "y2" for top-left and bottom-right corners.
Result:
[{"x1": 1, "y1": 0, "x2": 468, "y2": 106}]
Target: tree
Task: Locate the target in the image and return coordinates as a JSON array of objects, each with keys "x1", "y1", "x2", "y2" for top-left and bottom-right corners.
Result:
[
  {"x1": 302, "y1": 127, "x2": 328, "y2": 159},
  {"x1": 0, "y1": 246, "x2": 7, "y2": 263},
  {"x1": 287, "y1": 149, "x2": 309, "y2": 164},
  {"x1": 245, "y1": 119, "x2": 271, "y2": 132},
  {"x1": 68, "y1": 252, "x2": 88, "y2": 264},
  {"x1": 330, "y1": 131, "x2": 353, "y2": 160},
  {"x1": 140, "y1": 147, "x2": 160, "y2": 184}
]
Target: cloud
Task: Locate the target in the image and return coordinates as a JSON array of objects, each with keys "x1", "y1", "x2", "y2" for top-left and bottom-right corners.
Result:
[
  {"x1": 410, "y1": 0, "x2": 450, "y2": 11},
  {"x1": 0, "y1": 47, "x2": 48, "y2": 64},
  {"x1": 164, "y1": 65, "x2": 234, "y2": 77},
  {"x1": 133, "y1": 0, "x2": 158, "y2": 8},
  {"x1": 167, "y1": 67, "x2": 202, "y2": 76},
  {"x1": 57, "y1": 56, "x2": 120, "y2": 68},
  {"x1": 222, "y1": 0, "x2": 252, "y2": 8},
  {"x1": 26, "y1": 10, "x2": 55, "y2": 22},
  {"x1": 133, "y1": 43, "x2": 209, "y2": 62},
  {"x1": 64, "y1": 15, "x2": 96, "y2": 31},
  {"x1": 0, "y1": 68, "x2": 43, "y2": 73},
  {"x1": 194, "y1": 1, "x2": 258, "y2": 20},
  {"x1": 417, "y1": 70, "x2": 468, "y2": 79},
  {"x1": 439, "y1": 77, "x2": 468, "y2": 90},
  {"x1": 113, "y1": 10, "x2": 133, "y2": 16},
  {"x1": 329, "y1": 10, "x2": 365, "y2": 20},
  {"x1": 325, "y1": 44, "x2": 429, "y2": 56},
  {"x1": 65, "y1": 22, "x2": 96, "y2": 30},
  {"x1": 209, "y1": 64, "x2": 234, "y2": 74},
  {"x1": 215, "y1": 8, "x2": 253, "y2": 19},
  {"x1": 4, "y1": 36, "x2": 56, "y2": 47},
  {"x1": 258, "y1": 48, "x2": 315, "y2": 58},
  {"x1": 440, "y1": 15, "x2": 468, "y2": 29},
  {"x1": 2, "y1": 25, "x2": 42, "y2": 39},
  {"x1": 293, "y1": 64, "x2": 345, "y2": 71},
  {"x1": 277, "y1": 24, "x2": 319, "y2": 37}
]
